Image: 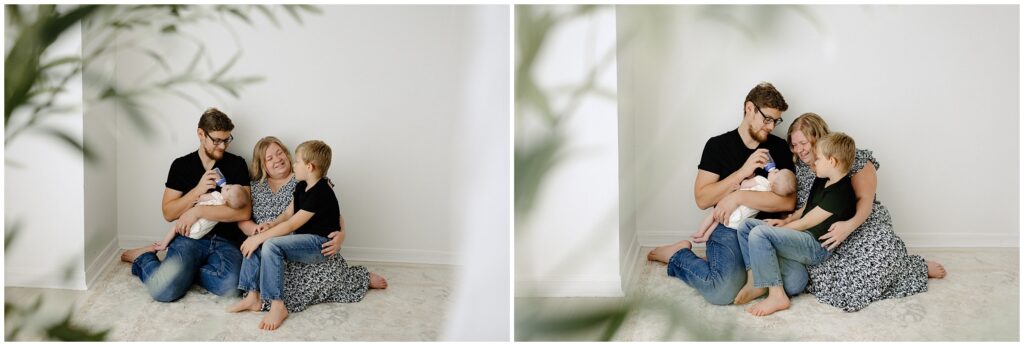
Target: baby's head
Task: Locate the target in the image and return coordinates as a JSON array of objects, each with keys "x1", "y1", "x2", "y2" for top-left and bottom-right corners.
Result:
[
  {"x1": 767, "y1": 169, "x2": 796, "y2": 197},
  {"x1": 221, "y1": 184, "x2": 250, "y2": 209}
]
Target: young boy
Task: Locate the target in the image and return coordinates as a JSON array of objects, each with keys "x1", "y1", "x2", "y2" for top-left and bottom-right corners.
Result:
[
  {"x1": 732, "y1": 132, "x2": 858, "y2": 316},
  {"x1": 227, "y1": 140, "x2": 341, "y2": 331},
  {"x1": 690, "y1": 168, "x2": 796, "y2": 243},
  {"x1": 153, "y1": 184, "x2": 250, "y2": 251}
]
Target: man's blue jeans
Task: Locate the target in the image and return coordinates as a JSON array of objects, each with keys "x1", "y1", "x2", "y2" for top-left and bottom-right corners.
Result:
[
  {"x1": 666, "y1": 224, "x2": 747, "y2": 305},
  {"x1": 238, "y1": 234, "x2": 328, "y2": 301},
  {"x1": 131, "y1": 234, "x2": 242, "y2": 302},
  {"x1": 737, "y1": 218, "x2": 827, "y2": 290}
]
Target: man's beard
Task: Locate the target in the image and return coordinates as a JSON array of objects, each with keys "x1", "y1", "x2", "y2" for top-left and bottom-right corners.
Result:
[
  {"x1": 748, "y1": 125, "x2": 768, "y2": 143},
  {"x1": 204, "y1": 146, "x2": 224, "y2": 160}
]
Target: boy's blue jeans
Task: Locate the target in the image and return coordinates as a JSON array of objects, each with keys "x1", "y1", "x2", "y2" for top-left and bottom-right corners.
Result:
[
  {"x1": 667, "y1": 224, "x2": 808, "y2": 305},
  {"x1": 238, "y1": 234, "x2": 328, "y2": 301},
  {"x1": 131, "y1": 234, "x2": 242, "y2": 302},
  {"x1": 737, "y1": 218, "x2": 830, "y2": 289}
]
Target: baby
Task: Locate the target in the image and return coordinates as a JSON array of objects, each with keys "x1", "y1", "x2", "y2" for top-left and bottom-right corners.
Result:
[
  {"x1": 690, "y1": 169, "x2": 796, "y2": 243},
  {"x1": 155, "y1": 184, "x2": 250, "y2": 250}
]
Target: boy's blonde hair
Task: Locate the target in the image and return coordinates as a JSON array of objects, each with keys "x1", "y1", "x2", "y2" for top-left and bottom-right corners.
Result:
[
  {"x1": 296, "y1": 140, "x2": 332, "y2": 177},
  {"x1": 816, "y1": 132, "x2": 856, "y2": 174},
  {"x1": 770, "y1": 170, "x2": 796, "y2": 196}
]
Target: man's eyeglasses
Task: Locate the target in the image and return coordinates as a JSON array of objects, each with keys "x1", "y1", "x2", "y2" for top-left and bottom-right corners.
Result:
[
  {"x1": 204, "y1": 132, "x2": 234, "y2": 146},
  {"x1": 754, "y1": 105, "x2": 783, "y2": 127}
]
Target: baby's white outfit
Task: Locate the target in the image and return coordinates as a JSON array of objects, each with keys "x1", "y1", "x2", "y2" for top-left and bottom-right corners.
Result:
[
  {"x1": 726, "y1": 176, "x2": 771, "y2": 228},
  {"x1": 188, "y1": 191, "x2": 225, "y2": 239}
]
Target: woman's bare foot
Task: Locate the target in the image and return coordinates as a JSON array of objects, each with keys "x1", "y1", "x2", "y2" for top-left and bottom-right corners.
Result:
[
  {"x1": 369, "y1": 272, "x2": 388, "y2": 289},
  {"x1": 647, "y1": 240, "x2": 692, "y2": 264},
  {"x1": 746, "y1": 288, "x2": 790, "y2": 316},
  {"x1": 927, "y1": 260, "x2": 946, "y2": 279},
  {"x1": 259, "y1": 301, "x2": 289, "y2": 331},
  {"x1": 733, "y1": 271, "x2": 767, "y2": 305},
  {"x1": 120, "y1": 245, "x2": 157, "y2": 263},
  {"x1": 227, "y1": 291, "x2": 263, "y2": 313}
]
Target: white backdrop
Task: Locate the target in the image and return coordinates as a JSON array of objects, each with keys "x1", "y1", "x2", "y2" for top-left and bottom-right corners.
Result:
[
  {"x1": 617, "y1": 5, "x2": 1019, "y2": 248},
  {"x1": 111, "y1": 5, "x2": 508, "y2": 265}
]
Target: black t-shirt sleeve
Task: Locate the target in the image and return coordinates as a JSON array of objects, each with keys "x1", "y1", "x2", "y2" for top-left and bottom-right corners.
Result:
[
  {"x1": 697, "y1": 137, "x2": 724, "y2": 175},
  {"x1": 298, "y1": 185, "x2": 328, "y2": 215},
  {"x1": 818, "y1": 179, "x2": 854, "y2": 215},
  {"x1": 165, "y1": 157, "x2": 190, "y2": 192}
]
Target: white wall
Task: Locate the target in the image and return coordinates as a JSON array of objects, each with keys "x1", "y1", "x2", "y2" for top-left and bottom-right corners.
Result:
[
  {"x1": 515, "y1": 6, "x2": 622, "y2": 297},
  {"x1": 618, "y1": 5, "x2": 1019, "y2": 247},
  {"x1": 111, "y1": 6, "x2": 507, "y2": 264},
  {"x1": 5, "y1": 22, "x2": 87, "y2": 289}
]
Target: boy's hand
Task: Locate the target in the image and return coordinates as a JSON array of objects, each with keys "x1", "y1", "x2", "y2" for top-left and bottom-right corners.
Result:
[
  {"x1": 240, "y1": 235, "x2": 265, "y2": 258},
  {"x1": 254, "y1": 223, "x2": 272, "y2": 234}
]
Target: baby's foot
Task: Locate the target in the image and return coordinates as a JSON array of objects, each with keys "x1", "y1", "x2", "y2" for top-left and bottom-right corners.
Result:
[
  {"x1": 120, "y1": 245, "x2": 156, "y2": 263},
  {"x1": 259, "y1": 304, "x2": 289, "y2": 331},
  {"x1": 369, "y1": 272, "x2": 388, "y2": 289},
  {"x1": 690, "y1": 229, "x2": 706, "y2": 240},
  {"x1": 227, "y1": 292, "x2": 262, "y2": 313},
  {"x1": 647, "y1": 240, "x2": 692, "y2": 264},
  {"x1": 152, "y1": 241, "x2": 167, "y2": 252},
  {"x1": 927, "y1": 260, "x2": 947, "y2": 279}
]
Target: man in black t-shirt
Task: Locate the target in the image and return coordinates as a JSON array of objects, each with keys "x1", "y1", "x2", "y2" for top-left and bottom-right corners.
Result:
[
  {"x1": 647, "y1": 82, "x2": 808, "y2": 305},
  {"x1": 120, "y1": 108, "x2": 251, "y2": 302}
]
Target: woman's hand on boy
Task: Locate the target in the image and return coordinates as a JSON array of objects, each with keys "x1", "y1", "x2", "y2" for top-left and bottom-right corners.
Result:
[
  {"x1": 819, "y1": 220, "x2": 855, "y2": 250},
  {"x1": 764, "y1": 218, "x2": 786, "y2": 227},
  {"x1": 321, "y1": 231, "x2": 344, "y2": 256}
]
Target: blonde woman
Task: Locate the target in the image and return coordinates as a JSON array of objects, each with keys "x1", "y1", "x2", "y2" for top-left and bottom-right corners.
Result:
[{"x1": 780, "y1": 113, "x2": 946, "y2": 312}]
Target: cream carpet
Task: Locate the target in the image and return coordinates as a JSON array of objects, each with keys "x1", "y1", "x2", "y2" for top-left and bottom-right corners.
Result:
[
  {"x1": 24, "y1": 256, "x2": 455, "y2": 341},
  {"x1": 517, "y1": 248, "x2": 1019, "y2": 341}
]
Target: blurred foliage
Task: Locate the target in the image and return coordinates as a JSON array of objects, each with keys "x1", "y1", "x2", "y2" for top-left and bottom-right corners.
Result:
[
  {"x1": 4, "y1": 4, "x2": 321, "y2": 163},
  {"x1": 3, "y1": 4, "x2": 317, "y2": 341}
]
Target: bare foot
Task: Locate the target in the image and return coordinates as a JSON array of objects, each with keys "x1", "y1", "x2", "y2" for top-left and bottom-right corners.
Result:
[
  {"x1": 259, "y1": 301, "x2": 289, "y2": 331},
  {"x1": 120, "y1": 245, "x2": 156, "y2": 263},
  {"x1": 692, "y1": 233, "x2": 712, "y2": 244},
  {"x1": 690, "y1": 229, "x2": 707, "y2": 240},
  {"x1": 733, "y1": 271, "x2": 767, "y2": 305},
  {"x1": 747, "y1": 291, "x2": 790, "y2": 316},
  {"x1": 927, "y1": 260, "x2": 946, "y2": 279},
  {"x1": 153, "y1": 241, "x2": 168, "y2": 252},
  {"x1": 227, "y1": 291, "x2": 262, "y2": 313},
  {"x1": 369, "y1": 272, "x2": 388, "y2": 289},
  {"x1": 647, "y1": 240, "x2": 692, "y2": 264}
]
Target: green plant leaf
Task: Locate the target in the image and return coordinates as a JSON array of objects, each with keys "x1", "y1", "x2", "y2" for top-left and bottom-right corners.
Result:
[
  {"x1": 253, "y1": 5, "x2": 280, "y2": 28},
  {"x1": 38, "y1": 126, "x2": 96, "y2": 162},
  {"x1": 45, "y1": 313, "x2": 109, "y2": 341}
]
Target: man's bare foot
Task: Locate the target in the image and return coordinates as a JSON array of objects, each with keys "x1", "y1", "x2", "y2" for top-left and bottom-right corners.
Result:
[
  {"x1": 747, "y1": 290, "x2": 790, "y2": 316},
  {"x1": 120, "y1": 245, "x2": 156, "y2": 263},
  {"x1": 647, "y1": 240, "x2": 692, "y2": 264},
  {"x1": 369, "y1": 272, "x2": 388, "y2": 289},
  {"x1": 227, "y1": 291, "x2": 263, "y2": 313},
  {"x1": 259, "y1": 301, "x2": 289, "y2": 331},
  {"x1": 733, "y1": 271, "x2": 767, "y2": 305},
  {"x1": 927, "y1": 260, "x2": 946, "y2": 279}
]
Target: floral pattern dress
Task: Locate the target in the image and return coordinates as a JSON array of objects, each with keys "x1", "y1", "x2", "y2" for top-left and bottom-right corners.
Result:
[
  {"x1": 250, "y1": 177, "x2": 370, "y2": 312},
  {"x1": 795, "y1": 149, "x2": 929, "y2": 312}
]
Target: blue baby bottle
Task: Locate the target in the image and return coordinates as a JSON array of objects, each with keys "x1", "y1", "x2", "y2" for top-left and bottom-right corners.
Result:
[
  {"x1": 764, "y1": 152, "x2": 777, "y2": 172},
  {"x1": 213, "y1": 167, "x2": 227, "y2": 187}
]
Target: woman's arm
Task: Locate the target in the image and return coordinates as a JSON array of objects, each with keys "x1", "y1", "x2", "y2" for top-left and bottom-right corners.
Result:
[
  {"x1": 844, "y1": 160, "x2": 877, "y2": 230},
  {"x1": 321, "y1": 215, "x2": 347, "y2": 256}
]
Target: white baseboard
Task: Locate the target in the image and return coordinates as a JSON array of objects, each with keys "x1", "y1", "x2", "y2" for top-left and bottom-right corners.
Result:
[
  {"x1": 515, "y1": 277, "x2": 624, "y2": 298},
  {"x1": 119, "y1": 234, "x2": 455, "y2": 265},
  {"x1": 639, "y1": 230, "x2": 1019, "y2": 248},
  {"x1": 620, "y1": 232, "x2": 642, "y2": 297},
  {"x1": 86, "y1": 236, "x2": 121, "y2": 289}
]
